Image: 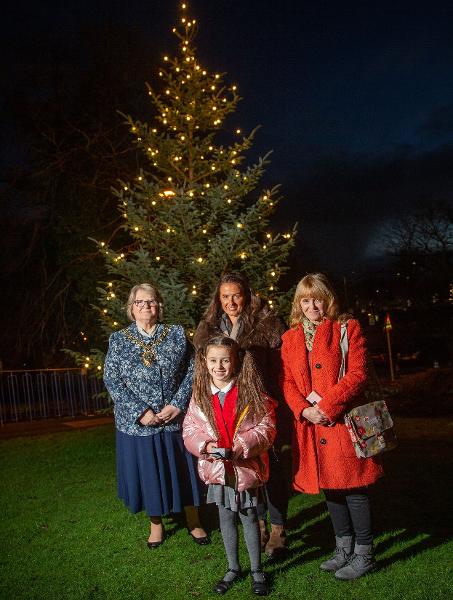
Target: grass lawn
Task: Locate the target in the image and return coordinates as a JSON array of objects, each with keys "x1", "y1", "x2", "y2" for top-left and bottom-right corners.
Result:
[{"x1": 1, "y1": 418, "x2": 452, "y2": 600}]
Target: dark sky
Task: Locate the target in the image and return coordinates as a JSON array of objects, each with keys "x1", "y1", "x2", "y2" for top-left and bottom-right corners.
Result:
[{"x1": 3, "y1": 0, "x2": 453, "y2": 272}]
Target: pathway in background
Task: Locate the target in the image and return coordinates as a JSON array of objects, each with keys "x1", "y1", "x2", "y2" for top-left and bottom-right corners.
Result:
[
  {"x1": 0, "y1": 415, "x2": 451, "y2": 442},
  {"x1": 0, "y1": 415, "x2": 114, "y2": 440}
]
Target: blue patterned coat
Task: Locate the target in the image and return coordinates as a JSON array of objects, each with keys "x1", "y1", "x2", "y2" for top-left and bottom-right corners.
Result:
[{"x1": 103, "y1": 322, "x2": 194, "y2": 436}]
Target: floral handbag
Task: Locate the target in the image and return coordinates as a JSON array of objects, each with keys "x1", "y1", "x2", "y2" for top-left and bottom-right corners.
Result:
[
  {"x1": 339, "y1": 323, "x2": 398, "y2": 459},
  {"x1": 344, "y1": 400, "x2": 398, "y2": 458}
]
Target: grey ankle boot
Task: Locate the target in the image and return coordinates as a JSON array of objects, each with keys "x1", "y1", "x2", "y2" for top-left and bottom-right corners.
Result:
[
  {"x1": 335, "y1": 543, "x2": 376, "y2": 580},
  {"x1": 320, "y1": 536, "x2": 353, "y2": 572}
]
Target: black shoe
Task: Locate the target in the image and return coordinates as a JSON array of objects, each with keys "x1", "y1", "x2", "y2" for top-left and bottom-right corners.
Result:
[
  {"x1": 189, "y1": 531, "x2": 210, "y2": 545},
  {"x1": 213, "y1": 569, "x2": 241, "y2": 595},
  {"x1": 147, "y1": 531, "x2": 165, "y2": 549},
  {"x1": 251, "y1": 571, "x2": 268, "y2": 596}
]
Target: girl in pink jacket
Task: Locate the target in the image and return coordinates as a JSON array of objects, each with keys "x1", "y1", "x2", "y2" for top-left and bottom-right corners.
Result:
[{"x1": 183, "y1": 336, "x2": 276, "y2": 597}]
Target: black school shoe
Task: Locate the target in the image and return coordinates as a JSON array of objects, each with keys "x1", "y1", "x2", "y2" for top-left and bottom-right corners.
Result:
[
  {"x1": 213, "y1": 569, "x2": 241, "y2": 595},
  {"x1": 251, "y1": 570, "x2": 268, "y2": 596}
]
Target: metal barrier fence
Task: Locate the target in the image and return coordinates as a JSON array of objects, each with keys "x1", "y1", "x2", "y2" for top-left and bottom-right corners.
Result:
[{"x1": 0, "y1": 369, "x2": 110, "y2": 425}]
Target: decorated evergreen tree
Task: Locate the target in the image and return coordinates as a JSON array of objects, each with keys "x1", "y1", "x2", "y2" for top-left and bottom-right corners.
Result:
[{"x1": 75, "y1": 3, "x2": 296, "y2": 372}]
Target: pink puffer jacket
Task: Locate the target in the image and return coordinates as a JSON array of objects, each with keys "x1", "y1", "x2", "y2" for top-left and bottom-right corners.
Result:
[{"x1": 183, "y1": 395, "x2": 276, "y2": 492}]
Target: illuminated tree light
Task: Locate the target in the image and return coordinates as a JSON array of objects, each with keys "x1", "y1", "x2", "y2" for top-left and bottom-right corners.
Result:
[
  {"x1": 236, "y1": 223, "x2": 243, "y2": 229},
  {"x1": 97, "y1": 366, "x2": 102, "y2": 371},
  {"x1": 134, "y1": 226, "x2": 139, "y2": 231},
  {"x1": 163, "y1": 190, "x2": 175, "y2": 197},
  {"x1": 270, "y1": 271, "x2": 276, "y2": 277},
  {"x1": 197, "y1": 257, "x2": 203, "y2": 263},
  {"x1": 100, "y1": 242, "x2": 105, "y2": 247},
  {"x1": 103, "y1": 309, "x2": 108, "y2": 313},
  {"x1": 236, "y1": 129, "x2": 241, "y2": 134},
  {"x1": 156, "y1": 256, "x2": 161, "y2": 261}
]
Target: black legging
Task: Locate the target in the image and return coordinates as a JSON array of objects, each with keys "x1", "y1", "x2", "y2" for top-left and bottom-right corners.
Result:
[
  {"x1": 324, "y1": 487, "x2": 373, "y2": 546},
  {"x1": 257, "y1": 447, "x2": 289, "y2": 525}
]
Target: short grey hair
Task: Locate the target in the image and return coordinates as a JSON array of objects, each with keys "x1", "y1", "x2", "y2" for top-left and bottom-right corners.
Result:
[{"x1": 126, "y1": 283, "x2": 164, "y2": 321}]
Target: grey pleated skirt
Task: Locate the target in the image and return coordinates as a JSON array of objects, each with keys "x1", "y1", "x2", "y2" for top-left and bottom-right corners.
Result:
[{"x1": 207, "y1": 483, "x2": 263, "y2": 512}]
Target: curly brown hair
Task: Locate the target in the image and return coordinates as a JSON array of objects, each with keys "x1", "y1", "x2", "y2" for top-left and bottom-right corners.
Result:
[
  {"x1": 192, "y1": 336, "x2": 267, "y2": 435},
  {"x1": 202, "y1": 272, "x2": 270, "y2": 333}
]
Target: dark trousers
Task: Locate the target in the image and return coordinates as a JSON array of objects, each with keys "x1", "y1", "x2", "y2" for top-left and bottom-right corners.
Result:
[
  {"x1": 324, "y1": 487, "x2": 373, "y2": 546},
  {"x1": 257, "y1": 447, "x2": 289, "y2": 526}
]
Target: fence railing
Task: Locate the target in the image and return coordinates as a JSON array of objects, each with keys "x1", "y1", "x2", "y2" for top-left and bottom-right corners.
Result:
[{"x1": 0, "y1": 369, "x2": 110, "y2": 426}]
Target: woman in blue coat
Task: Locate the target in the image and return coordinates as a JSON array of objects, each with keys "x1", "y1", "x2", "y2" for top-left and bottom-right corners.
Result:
[{"x1": 104, "y1": 283, "x2": 208, "y2": 548}]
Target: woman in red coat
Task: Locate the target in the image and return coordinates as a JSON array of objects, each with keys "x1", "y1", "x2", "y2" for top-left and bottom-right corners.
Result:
[{"x1": 281, "y1": 273, "x2": 383, "y2": 581}]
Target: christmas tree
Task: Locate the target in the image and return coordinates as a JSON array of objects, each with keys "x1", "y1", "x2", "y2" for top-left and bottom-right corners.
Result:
[{"x1": 75, "y1": 3, "x2": 296, "y2": 373}]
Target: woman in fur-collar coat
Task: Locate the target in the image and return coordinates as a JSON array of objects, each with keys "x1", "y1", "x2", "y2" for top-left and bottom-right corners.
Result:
[{"x1": 194, "y1": 271, "x2": 289, "y2": 557}]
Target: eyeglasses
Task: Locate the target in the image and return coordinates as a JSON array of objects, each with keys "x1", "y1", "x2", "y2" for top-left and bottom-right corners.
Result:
[{"x1": 133, "y1": 299, "x2": 159, "y2": 308}]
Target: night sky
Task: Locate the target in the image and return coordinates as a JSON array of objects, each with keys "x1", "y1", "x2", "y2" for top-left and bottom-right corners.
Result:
[{"x1": 3, "y1": 0, "x2": 453, "y2": 272}]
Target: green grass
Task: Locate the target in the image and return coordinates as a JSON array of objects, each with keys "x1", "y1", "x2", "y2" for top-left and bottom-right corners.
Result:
[{"x1": 1, "y1": 420, "x2": 452, "y2": 599}]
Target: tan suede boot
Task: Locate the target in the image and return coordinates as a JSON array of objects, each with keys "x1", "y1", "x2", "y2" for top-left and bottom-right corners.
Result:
[
  {"x1": 264, "y1": 524, "x2": 287, "y2": 558},
  {"x1": 258, "y1": 519, "x2": 270, "y2": 551}
]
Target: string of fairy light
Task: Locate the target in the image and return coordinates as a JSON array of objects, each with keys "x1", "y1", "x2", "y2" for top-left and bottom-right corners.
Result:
[{"x1": 83, "y1": 2, "x2": 295, "y2": 370}]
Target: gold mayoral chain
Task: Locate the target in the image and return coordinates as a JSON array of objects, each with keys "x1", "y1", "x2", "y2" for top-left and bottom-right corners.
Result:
[{"x1": 121, "y1": 325, "x2": 171, "y2": 367}]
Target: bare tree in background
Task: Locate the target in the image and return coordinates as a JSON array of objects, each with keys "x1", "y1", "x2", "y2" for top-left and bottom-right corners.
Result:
[{"x1": 385, "y1": 202, "x2": 453, "y2": 304}]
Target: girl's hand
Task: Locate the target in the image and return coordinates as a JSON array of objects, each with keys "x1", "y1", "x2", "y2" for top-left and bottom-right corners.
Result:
[
  {"x1": 301, "y1": 406, "x2": 330, "y2": 425},
  {"x1": 205, "y1": 442, "x2": 217, "y2": 454},
  {"x1": 139, "y1": 409, "x2": 163, "y2": 426},
  {"x1": 156, "y1": 405, "x2": 181, "y2": 424}
]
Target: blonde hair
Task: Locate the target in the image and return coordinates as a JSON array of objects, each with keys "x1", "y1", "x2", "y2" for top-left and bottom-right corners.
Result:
[
  {"x1": 126, "y1": 283, "x2": 164, "y2": 321},
  {"x1": 289, "y1": 273, "x2": 339, "y2": 327}
]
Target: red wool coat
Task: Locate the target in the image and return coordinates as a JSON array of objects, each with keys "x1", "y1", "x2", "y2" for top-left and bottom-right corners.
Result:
[{"x1": 281, "y1": 319, "x2": 384, "y2": 494}]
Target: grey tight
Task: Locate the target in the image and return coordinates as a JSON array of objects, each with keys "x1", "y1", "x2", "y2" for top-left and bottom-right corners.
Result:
[{"x1": 218, "y1": 504, "x2": 262, "y2": 577}]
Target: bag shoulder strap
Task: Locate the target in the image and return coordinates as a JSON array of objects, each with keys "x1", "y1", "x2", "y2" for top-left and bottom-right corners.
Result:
[{"x1": 338, "y1": 321, "x2": 349, "y2": 381}]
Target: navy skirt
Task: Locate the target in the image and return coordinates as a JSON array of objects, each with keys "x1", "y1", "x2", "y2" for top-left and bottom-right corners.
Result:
[{"x1": 116, "y1": 429, "x2": 204, "y2": 517}]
